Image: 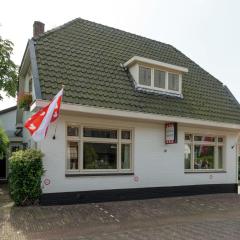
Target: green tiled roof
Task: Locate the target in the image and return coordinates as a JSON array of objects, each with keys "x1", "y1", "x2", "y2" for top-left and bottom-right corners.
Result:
[{"x1": 34, "y1": 18, "x2": 240, "y2": 124}]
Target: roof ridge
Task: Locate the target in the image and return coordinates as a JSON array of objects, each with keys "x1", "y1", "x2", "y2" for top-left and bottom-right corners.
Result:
[
  {"x1": 33, "y1": 17, "x2": 172, "y2": 49},
  {"x1": 79, "y1": 18, "x2": 172, "y2": 48}
]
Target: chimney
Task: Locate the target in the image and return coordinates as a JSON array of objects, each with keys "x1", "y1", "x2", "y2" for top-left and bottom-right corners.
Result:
[{"x1": 33, "y1": 21, "x2": 45, "y2": 38}]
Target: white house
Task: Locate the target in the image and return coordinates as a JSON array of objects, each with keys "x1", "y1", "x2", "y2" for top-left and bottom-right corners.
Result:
[
  {"x1": 17, "y1": 19, "x2": 240, "y2": 204},
  {"x1": 0, "y1": 106, "x2": 23, "y2": 180}
]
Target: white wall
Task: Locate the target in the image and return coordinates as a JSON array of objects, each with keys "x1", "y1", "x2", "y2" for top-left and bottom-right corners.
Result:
[
  {"x1": 0, "y1": 109, "x2": 16, "y2": 137},
  {"x1": 39, "y1": 113, "x2": 238, "y2": 194}
]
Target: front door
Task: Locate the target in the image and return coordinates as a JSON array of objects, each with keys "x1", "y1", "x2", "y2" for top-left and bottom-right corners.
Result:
[{"x1": 0, "y1": 155, "x2": 6, "y2": 179}]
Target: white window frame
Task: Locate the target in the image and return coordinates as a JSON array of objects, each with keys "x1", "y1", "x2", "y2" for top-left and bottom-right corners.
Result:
[
  {"x1": 66, "y1": 123, "x2": 134, "y2": 175},
  {"x1": 184, "y1": 133, "x2": 225, "y2": 173},
  {"x1": 137, "y1": 64, "x2": 182, "y2": 95}
]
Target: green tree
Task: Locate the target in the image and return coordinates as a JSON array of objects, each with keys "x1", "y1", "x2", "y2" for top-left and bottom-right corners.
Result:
[
  {"x1": 0, "y1": 36, "x2": 18, "y2": 100},
  {"x1": 0, "y1": 127, "x2": 9, "y2": 158}
]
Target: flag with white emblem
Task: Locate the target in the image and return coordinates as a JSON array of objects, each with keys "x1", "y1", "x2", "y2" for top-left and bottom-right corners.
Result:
[{"x1": 25, "y1": 88, "x2": 63, "y2": 142}]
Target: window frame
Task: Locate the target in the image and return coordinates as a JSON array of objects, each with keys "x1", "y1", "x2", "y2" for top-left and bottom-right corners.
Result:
[
  {"x1": 137, "y1": 64, "x2": 182, "y2": 95},
  {"x1": 65, "y1": 123, "x2": 134, "y2": 175},
  {"x1": 184, "y1": 133, "x2": 225, "y2": 173}
]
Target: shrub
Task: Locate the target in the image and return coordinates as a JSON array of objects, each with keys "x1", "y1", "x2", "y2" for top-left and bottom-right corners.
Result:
[
  {"x1": 0, "y1": 127, "x2": 9, "y2": 159},
  {"x1": 9, "y1": 149, "x2": 44, "y2": 206}
]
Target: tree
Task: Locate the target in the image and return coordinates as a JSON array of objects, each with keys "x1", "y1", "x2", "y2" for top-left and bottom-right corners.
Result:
[
  {"x1": 0, "y1": 36, "x2": 18, "y2": 100},
  {"x1": 0, "y1": 127, "x2": 9, "y2": 158}
]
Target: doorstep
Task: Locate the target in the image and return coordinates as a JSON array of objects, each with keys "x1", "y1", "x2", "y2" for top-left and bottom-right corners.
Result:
[{"x1": 0, "y1": 178, "x2": 8, "y2": 184}]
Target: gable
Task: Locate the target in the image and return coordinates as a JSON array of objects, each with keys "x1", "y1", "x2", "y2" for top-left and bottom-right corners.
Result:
[{"x1": 33, "y1": 18, "x2": 240, "y2": 124}]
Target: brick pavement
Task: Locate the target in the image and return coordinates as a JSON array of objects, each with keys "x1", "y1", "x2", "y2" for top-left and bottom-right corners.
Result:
[{"x1": 1, "y1": 184, "x2": 240, "y2": 240}]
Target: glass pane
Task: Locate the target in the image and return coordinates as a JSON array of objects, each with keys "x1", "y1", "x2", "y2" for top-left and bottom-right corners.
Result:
[
  {"x1": 84, "y1": 128, "x2": 117, "y2": 139},
  {"x1": 121, "y1": 130, "x2": 131, "y2": 140},
  {"x1": 185, "y1": 134, "x2": 192, "y2": 141},
  {"x1": 139, "y1": 66, "x2": 151, "y2": 86},
  {"x1": 29, "y1": 79, "x2": 32, "y2": 93},
  {"x1": 218, "y1": 137, "x2": 224, "y2": 143},
  {"x1": 194, "y1": 136, "x2": 215, "y2": 142},
  {"x1": 154, "y1": 70, "x2": 165, "y2": 88},
  {"x1": 121, "y1": 144, "x2": 131, "y2": 169},
  {"x1": 194, "y1": 145, "x2": 214, "y2": 169},
  {"x1": 67, "y1": 126, "x2": 79, "y2": 137},
  {"x1": 184, "y1": 144, "x2": 191, "y2": 169},
  {"x1": 168, "y1": 73, "x2": 179, "y2": 91},
  {"x1": 67, "y1": 142, "x2": 79, "y2": 170},
  {"x1": 218, "y1": 146, "x2": 223, "y2": 169},
  {"x1": 83, "y1": 142, "x2": 117, "y2": 169}
]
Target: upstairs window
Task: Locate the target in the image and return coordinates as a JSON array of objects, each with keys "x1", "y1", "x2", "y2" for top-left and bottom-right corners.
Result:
[
  {"x1": 137, "y1": 65, "x2": 182, "y2": 94},
  {"x1": 124, "y1": 56, "x2": 188, "y2": 97},
  {"x1": 168, "y1": 73, "x2": 179, "y2": 91},
  {"x1": 154, "y1": 70, "x2": 166, "y2": 89},
  {"x1": 139, "y1": 66, "x2": 151, "y2": 86}
]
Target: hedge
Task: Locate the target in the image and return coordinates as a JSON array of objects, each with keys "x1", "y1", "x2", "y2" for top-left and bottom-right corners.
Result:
[{"x1": 9, "y1": 149, "x2": 44, "y2": 206}]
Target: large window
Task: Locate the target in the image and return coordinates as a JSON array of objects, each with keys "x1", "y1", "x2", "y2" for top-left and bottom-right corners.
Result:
[
  {"x1": 66, "y1": 125, "x2": 133, "y2": 173},
  {"x1": 184, "y1": 134, "x2": 224, "y2": 171},
  {"x1": 137, "y1": 65, "x2": 181, "y2": 94}
]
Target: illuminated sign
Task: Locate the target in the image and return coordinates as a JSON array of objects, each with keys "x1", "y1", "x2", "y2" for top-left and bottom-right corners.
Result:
[{"x1": 165, "y1": 122, "x2": 177, "y2": 144}]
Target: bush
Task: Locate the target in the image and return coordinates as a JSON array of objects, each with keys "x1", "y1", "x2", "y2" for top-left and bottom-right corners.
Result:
[
  {"x1": 0, "y1": 127, "x2": 9, "y2": 158},
  {"x1": 9, "y1": 149, "x2": 44, "y2": 206}
]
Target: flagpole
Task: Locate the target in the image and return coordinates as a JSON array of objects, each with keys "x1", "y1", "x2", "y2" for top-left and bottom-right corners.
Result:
[{"x1": 52, "y1": 85, "x2": 64, "y2": 140}]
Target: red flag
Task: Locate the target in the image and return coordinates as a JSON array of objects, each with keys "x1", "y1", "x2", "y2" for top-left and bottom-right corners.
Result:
[{"x1": 25, "y1": 88, "x2": 63, "y2": 142}]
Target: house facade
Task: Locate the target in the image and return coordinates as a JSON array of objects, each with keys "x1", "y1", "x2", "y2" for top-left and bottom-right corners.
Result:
[
  {"x1": 0, "y1": 106, "x2": 23, "y2": 180},
  {"x1": 18, "y1": 19, "x2": 240, "y2": 204}
]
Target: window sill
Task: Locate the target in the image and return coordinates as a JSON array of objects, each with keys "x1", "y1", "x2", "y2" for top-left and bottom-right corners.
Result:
[
  {"x1": 135, "y1": 85, "x2": 183, "y2": 98},
  {"x1": 65, "y1": 172, "x2": 134, "y2": 177},
  {"x1": 184, "y1": 170, "x2": 226, "y2": 174}
]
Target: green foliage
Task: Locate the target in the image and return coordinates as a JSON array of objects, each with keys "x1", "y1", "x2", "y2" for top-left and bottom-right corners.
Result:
[
  {"x1": 9, "y1": 149, "x2": 44, "y2": 206},
  {"x1": 0, "y1": 127, "x2": 9, "y2": 158},
  {"x1": 18, "y1": 92, "x2": 32, "y2": 110},
  {"x1": 0, "y1": 36, "x2": 18, "y2": 100}
]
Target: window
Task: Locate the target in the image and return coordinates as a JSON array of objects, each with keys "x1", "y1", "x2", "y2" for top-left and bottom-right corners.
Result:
[
  {"x1": 139, "y1": 66, "x2": 151, "y2": 86},
  {"x1": 29, "y1": 78, "x2": 32, "y2": 93},
  {"x1": 137, "y1": 65, "x2": 181, "y2": 94},
  {"x1": 154, "y1": 70, "x2": 165, "y2": 88},
  {"x1": 184, "y1": 134, "x2": 224, "y2": 171},
  {"x1": 84, "y1": 128, "x2": 117, "y2": 139},
  {"x1": 168, "y1": 73, "x2": 179, "y2": 91},
  {"x1": 66, "y1": 125, "x2": 133, "y2": 173},
  {"x1": 67, "y1": 126, "x2": 79, "y2": 137},
  {"x1": 83, "y1": 142, "x2": 117, "y2": 169},
  {"x1": 67, "y1": 141, "x2": 79, "y2": 170}
]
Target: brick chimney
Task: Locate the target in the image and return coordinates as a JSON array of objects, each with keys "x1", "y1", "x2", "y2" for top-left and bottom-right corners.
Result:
[{"x1": 33, "y1": 21, "x2": 45, "y2": 38}]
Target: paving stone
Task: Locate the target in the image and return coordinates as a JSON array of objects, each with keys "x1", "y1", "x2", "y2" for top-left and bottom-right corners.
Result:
[{"x1": 1, "y1": 184, "x2": 240, "y2": 239}]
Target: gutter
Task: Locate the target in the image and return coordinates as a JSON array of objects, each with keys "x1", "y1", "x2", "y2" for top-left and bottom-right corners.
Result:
[
  {"x1": 31, "y1": 99, "x2": 240, "y2": 131},
  {"x1": 28, "y1": 39, "x2": 42, "y2": 99}
]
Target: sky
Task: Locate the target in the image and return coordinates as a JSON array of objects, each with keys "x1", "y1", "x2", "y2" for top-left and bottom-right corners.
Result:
[{"x1": 0, "y1": 0, "x2": 239, "y2": 110}]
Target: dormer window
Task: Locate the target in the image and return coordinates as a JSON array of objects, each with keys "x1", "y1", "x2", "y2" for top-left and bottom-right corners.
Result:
[
  {"x1": 124, "y1": 56, "x2": 188, "y2": 97},
  {"x1": 139, "y1": 66, "x2": 151, "y2": 86},
  {"x1": 168, "y1": 73, "x2": 179, "y2": 91},
  {"x1": 154, "y1": 69, "x2": 165, "y2": 89}
]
